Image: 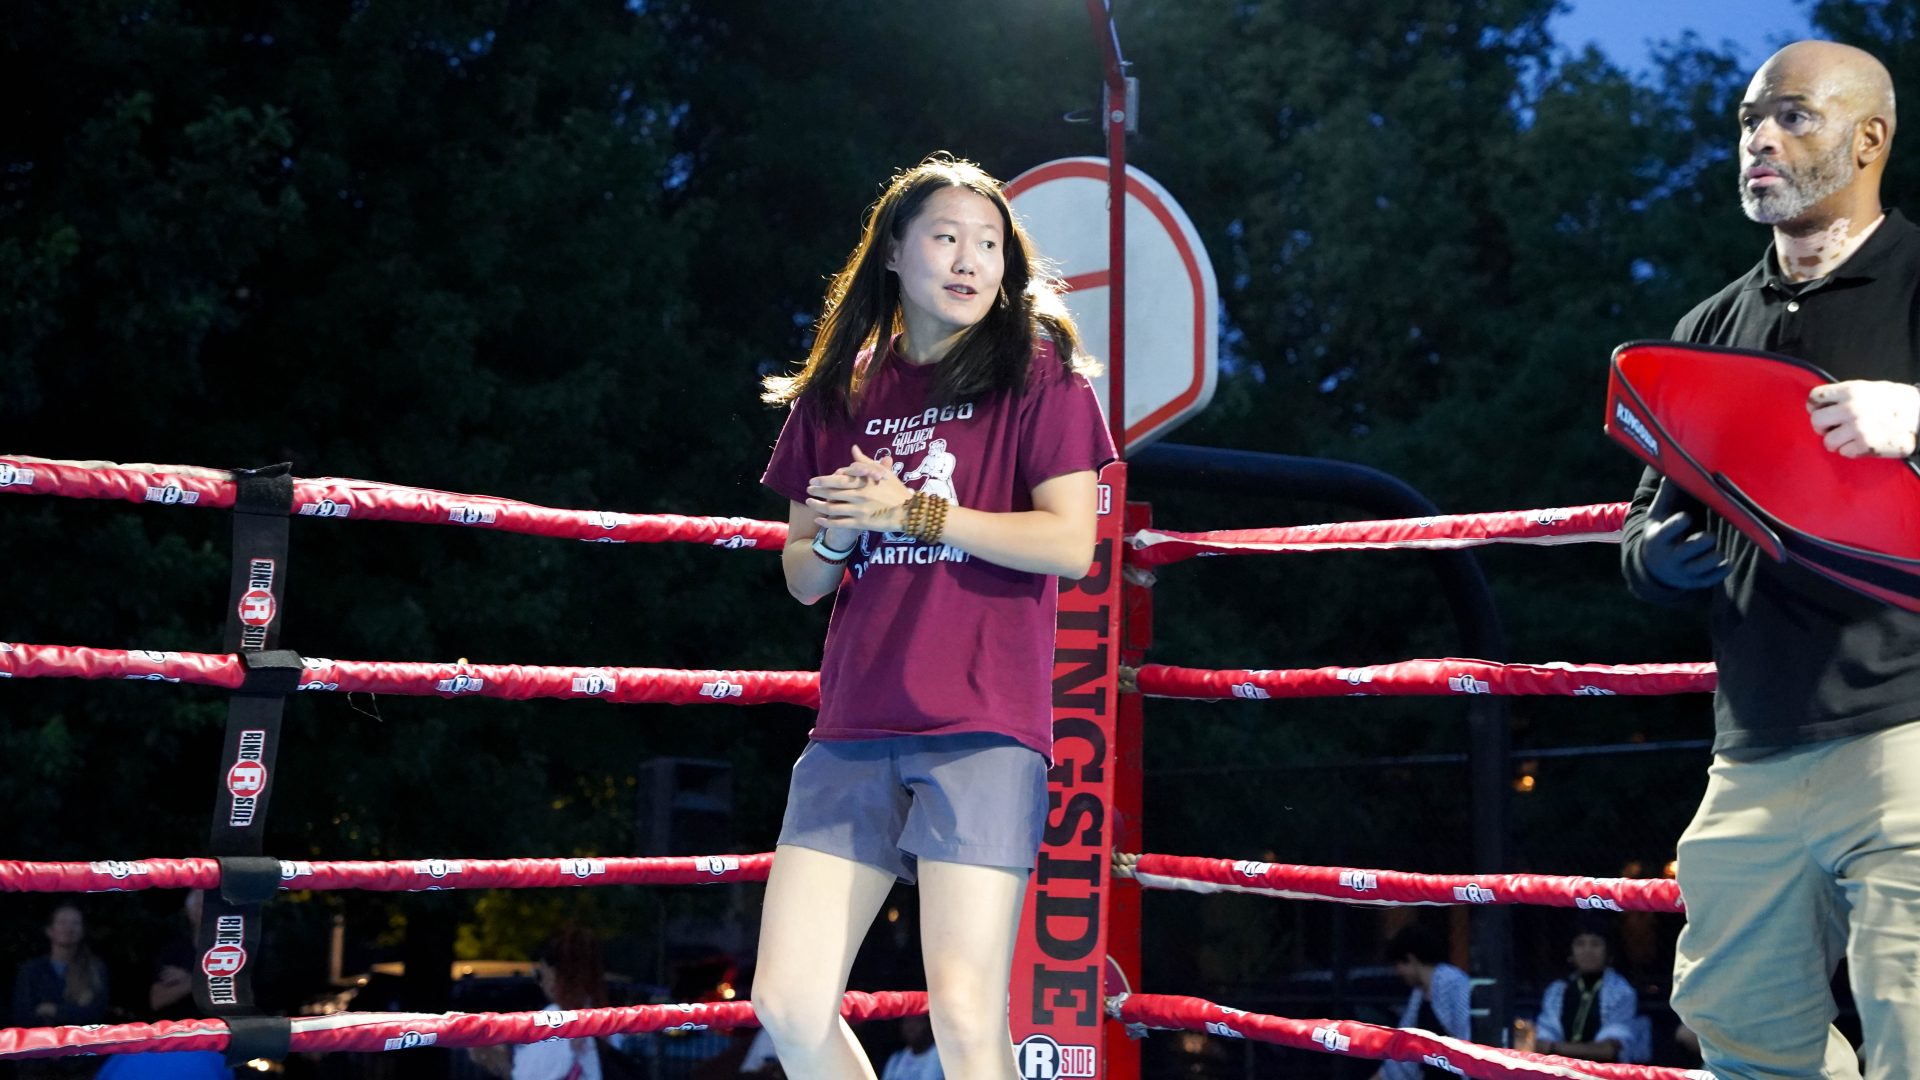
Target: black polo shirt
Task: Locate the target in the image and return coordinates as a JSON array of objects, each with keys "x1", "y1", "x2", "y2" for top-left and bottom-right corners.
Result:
[{"x1": 1622, "y1": 210, "x2": 1920, "y2": 752}]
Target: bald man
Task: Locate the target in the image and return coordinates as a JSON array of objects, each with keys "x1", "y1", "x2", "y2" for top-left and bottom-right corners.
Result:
[{"x1": 1620, "y1": 41, "x2": 1920, "y2": 1080}]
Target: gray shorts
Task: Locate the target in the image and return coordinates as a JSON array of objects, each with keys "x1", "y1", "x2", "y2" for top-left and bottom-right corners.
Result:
[{"x1": 776, "y1": 733, "x2": 1048, "y2": 883}]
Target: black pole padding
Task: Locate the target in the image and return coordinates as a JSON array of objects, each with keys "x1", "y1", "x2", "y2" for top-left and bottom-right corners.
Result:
[
  {"x1": 231, "y1": 464, "x2": 295, "y2": 516},
  {"x1": 240, "y1": 649, "x2": 305, "y2": 695},
  {"x1": 218, "y1": 856, "x2": 284, "y2": 906},
  {"x1": 223, "y1": 1015, "x2": 293, "y2": 1067}
]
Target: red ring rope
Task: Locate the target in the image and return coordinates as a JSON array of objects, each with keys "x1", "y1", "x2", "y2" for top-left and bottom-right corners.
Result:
[
  {"x1": 0, "y1": 457, "x2": 786, "y2": 550},
  {"x1": 1127, "y1": 503, "x2": 1628, "y2": 566},
  {"x1": 1111, "y1": 993, "x2": 1707, "y2": 1080},
  {"x1": 0, "y1": 854, "x2": 773, "y2": 894},
  {"x1": 2, "y1": 643, "x2": 1720, "y2": 705},
  {"x1": 0, "y1": 643, "x2": 820, "y2": 707},
  {"x1": 0, "y1": 992, "x2": 928, "y2": 1061},
  {"x1": 1135, "y1": 658, "x2": 1716, "y2": 699},
  {"x1": 1125, "y1": 854, "x2": 1682, "y2": 912},
  {"x1": 3, "y1": 457, "x2": 1631, "y2": 561},
  {"x1": 4, "y1": 852, "x2": 1680, "y2": 914}
]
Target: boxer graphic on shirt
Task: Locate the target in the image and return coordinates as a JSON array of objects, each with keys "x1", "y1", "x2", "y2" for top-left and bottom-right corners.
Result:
[{"x1": 903, "y1": 438, "x2": 958, "y2": 504}]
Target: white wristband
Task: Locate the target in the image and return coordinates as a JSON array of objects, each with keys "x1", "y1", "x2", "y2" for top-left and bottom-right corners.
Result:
[{"x1": 810, "y1": 532, "x2": 856, "y2": 562}]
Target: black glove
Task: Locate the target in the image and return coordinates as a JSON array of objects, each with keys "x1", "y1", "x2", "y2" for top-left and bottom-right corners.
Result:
[{"x1": 1637, "y1": 479, "x2": 1731, "y2": 591}]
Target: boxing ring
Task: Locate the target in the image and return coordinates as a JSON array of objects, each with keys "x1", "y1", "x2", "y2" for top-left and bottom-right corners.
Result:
[{"x1": 0, "y1": 454, "x2": 1714, "y2": 1079}]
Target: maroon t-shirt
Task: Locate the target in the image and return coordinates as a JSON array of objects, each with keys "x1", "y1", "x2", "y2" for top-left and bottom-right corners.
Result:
[{"x1": 762, "y1": 340, "x2": 1115, "y2": 756}]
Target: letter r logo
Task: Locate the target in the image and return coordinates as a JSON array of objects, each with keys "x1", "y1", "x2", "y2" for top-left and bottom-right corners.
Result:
[{"x1": 1016, "y1": 1035, "x2": 1060, "y2": 1078}]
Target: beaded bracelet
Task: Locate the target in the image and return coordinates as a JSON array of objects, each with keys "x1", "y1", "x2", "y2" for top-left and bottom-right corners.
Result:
[{"x1": 902, "y1": 491, "x2": 949, "y2": 545}]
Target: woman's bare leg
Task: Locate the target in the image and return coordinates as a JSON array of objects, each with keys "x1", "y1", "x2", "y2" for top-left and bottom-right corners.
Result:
[
  {"x1": 753, "y1": 844, "x2": 896, "y2": 1080},
  {"x1": 918, "y1": 859, "x2": 1029, "y2": 1080}
]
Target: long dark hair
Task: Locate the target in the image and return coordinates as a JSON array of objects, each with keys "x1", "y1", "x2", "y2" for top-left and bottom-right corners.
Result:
[
  {"x1": 46, "y1": 904, "x2": 104, "y2": 1006},
  {"x1": 535, "y1": 925, "x2": 605, "y2": 1011},
  {"x1": 762, "y1": 153, "x2": 1094, "y2": 418},
  {"x1": 1384, "y1": 923, "x2": 1447, "y2": 966}
]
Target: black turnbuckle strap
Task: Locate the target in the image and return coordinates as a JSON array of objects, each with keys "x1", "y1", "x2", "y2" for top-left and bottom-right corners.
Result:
[
  {"x1": 223, "y1": 463, "x2": 294, "y2": 655},
  {"x1": 223, "y1": 1015, "x2": 293, "y2": 1067},
  {"x1": 191, "y1": 858, "x2": 285, "y2": 1018},
  {"x1": 219, "y1": 855, "x2": 284, "y2": 906},
  {"x1": 198, "y1": 464, "x2": 298, "y2": 1023},
  {"x1": 192, "y1": 887, "x2": 267, "y2": 1016}
]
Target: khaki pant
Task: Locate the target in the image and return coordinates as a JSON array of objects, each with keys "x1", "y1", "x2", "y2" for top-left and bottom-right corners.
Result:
[{"x1": 1672, "y1": 721, "x2": 1920, "y2": 1079}]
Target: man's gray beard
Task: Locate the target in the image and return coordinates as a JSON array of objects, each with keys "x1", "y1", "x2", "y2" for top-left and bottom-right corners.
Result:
[{"x1": 1740, "y1": 138, "x2": 1857, "y2": 224}]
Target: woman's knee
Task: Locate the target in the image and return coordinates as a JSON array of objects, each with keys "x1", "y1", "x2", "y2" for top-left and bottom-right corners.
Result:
[
  {"x1": 926, "y1": 985, "x2": 1010, "y2": 1053},
  {"x1": 751, "y1": 975, "x2": 841, "y2": 1043}
]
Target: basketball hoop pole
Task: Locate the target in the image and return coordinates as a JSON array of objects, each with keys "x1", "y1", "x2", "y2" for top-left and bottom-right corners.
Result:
[
  {"x1": 1089, "y1": 12, "x2": 1142, "y2": 1080},
  {"x1": 1085, "y1": 0, "x2": 1128, "y2": 458}
]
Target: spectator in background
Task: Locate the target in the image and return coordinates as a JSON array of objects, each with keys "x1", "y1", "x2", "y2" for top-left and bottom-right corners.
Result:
[
  {"x1": 95, "y1": 891, "x2": 231, "y2": 1080},
  {"x1": 12, "y1": 903, "x2": 109, "y2": 1027},
  {"x1": 1370, "y1": 924, "x2": 1471, "y2": 1080},
  {"x1": 12, "y1": 903, "x2": 109, "y2": 1080},
  {"x1": 471, "y1": 926, "x2": 605, "y2": 1080},
  {"x1": 879, "y1": 1015, "x2": 941, "y2": 1080},
  {"x1": 1520, "y1": 923, "x2": 1650, "y2": 1063},
  {"x1": 145, "y1": 891, "x2": 204, "y2": 1022}
]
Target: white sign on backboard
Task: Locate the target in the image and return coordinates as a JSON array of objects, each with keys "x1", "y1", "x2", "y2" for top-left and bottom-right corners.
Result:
[{"x1": 1006, "y1": 158, "x2": 1218, "y2": 453}]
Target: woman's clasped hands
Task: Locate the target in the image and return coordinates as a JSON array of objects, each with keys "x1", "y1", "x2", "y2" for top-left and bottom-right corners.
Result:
[{"x1": 806, "y1": 445, "x2": 912, "y2": 532}]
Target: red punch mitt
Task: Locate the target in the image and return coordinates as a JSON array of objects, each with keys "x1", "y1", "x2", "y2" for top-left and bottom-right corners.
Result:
[{"x1": 1605, "y1": 340, "x2": 1920, "y2": 611}]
